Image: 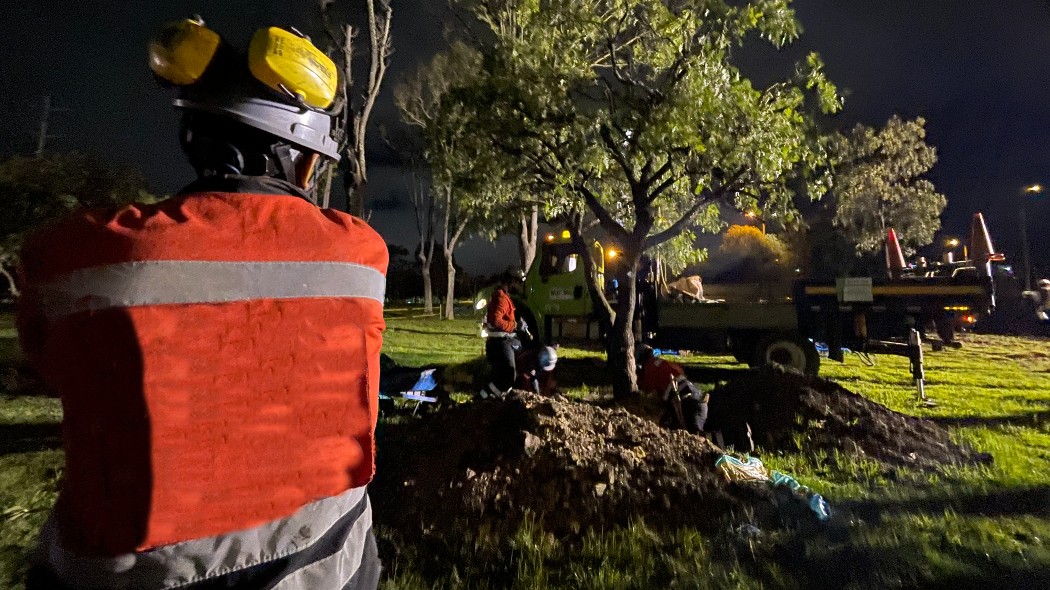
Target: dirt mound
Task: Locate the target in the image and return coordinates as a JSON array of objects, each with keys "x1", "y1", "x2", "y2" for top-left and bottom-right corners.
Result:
[
  {"x1": 706, "y1": 365, "x2": 992, "y2": 469},
  {"x1": 372, "y1": 392, "x2": 768, "y2": 542}
]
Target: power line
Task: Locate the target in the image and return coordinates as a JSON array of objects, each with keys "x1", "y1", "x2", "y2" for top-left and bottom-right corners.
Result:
[{"x1": 35, "y1": 95, "x2": 68, "y2": 157}]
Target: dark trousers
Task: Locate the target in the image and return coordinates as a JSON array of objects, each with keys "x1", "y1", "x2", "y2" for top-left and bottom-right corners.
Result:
[
  {"x1": 683, "y1": 398, "x2": 709, "y2": 434},
  {"x1": 485, "y1": 337, "x2": 519, "y2": 392}
]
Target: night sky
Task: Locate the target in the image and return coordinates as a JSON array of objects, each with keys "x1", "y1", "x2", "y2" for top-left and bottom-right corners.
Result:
[{"x1": 2, "y1": 1, "x2": 1050, "y2": 275}]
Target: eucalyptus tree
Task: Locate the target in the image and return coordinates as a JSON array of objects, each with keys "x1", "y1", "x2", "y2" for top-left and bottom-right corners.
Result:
[
  {"x1": 318, "y1": 0, "x2": 393, "y2": 214},
  {"x1": 454, "y1": 0, "x2": 840, "y2": 397},
  {"x1": 396, "y1": 42, "x2": 545, "y2": 317}
]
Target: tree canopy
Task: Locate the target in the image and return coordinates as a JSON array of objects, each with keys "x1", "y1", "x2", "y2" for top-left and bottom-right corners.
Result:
[
  {"x1": 0, "y1": 153, "x2": 155, "y2": 296},
  {"x1": 446, "y1": 0, "x2": 840, "y2": 395},
  {"x1": 830, "y1": 115, "x2": 947, "y2": 254}
]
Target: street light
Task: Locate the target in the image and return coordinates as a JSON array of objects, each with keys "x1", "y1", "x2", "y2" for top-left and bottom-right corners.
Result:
[
  {"x1": 943, "y1": 237, "x2": 961, "y2": 263},
  {"x1": 744, "y1": 211, "x2": 766, "y2": 235},
  {"x1": 1021, "y1": 184, "x2": 1044, "y2": 291}
]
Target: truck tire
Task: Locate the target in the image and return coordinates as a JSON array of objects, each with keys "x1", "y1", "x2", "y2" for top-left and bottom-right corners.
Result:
[{"x1": 752, "y1": 333, "x2": 820, "y2": 375}]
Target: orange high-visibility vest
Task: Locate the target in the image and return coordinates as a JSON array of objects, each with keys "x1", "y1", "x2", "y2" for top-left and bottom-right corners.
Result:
[{"x1": 18, "y1": 190, "x2": 387, "y2": 557}]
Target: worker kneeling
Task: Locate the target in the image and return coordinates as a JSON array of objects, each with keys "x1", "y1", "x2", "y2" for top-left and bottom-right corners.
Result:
[{"x1": 637, "y1": 345, "x2": 708, "y2": 434}]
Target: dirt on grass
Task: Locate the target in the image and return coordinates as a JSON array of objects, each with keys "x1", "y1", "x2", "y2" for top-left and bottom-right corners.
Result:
[
  {"x1": 373, "y1": 364, "x2": 992, "y2": 551},
  {"x1": 706, "y1": 365, "x2": 993, "y2": 469},
  {"x1": 372, "y1": 391, "x2": 768, "y2": 543}
]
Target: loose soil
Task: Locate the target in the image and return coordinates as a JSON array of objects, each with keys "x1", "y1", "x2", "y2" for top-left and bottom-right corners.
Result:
[
  {"x1": 373, "y1": 366, "x2": 988, "y2": 549},
  {"x1": 373, "y1": 392, "x2": 766, "y2": 543},
  {"x1": 706, "y1": 365, "x2": 992, "y2": 469}
]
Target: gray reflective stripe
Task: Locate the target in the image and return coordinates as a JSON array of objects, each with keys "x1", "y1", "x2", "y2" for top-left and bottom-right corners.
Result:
[
  {"x1": 38, "y1": 260, "x2": 386, "y2": 321},
  {"x1": 40, "y1": 486, "x2": 369, "y2": 590},
  {"x1": 271, "y1": 495, "x2": 372, "y2": 590}
]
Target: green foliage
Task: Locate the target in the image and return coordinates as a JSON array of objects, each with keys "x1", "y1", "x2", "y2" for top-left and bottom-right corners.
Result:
[
  {"x1": 830, "y1": 116, "x2": 947, "y2": 254},
  {"x1": 0, "y1": 153, "x2": 156, "y2": 296},
  {"x1": 445, "y1": 0, "x2": 841, "y2": 393},
  {"x1": 718, "y1": 223, "x2": 793, "y2": 281}
]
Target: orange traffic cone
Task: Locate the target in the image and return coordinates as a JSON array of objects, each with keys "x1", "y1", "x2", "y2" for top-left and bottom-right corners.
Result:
[{"x1": 885, "y1": 227, "x2": 906, "y2": 279}]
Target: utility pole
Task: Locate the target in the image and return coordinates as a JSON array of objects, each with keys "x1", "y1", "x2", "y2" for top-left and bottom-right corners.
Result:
[{"x1": 35, "y1": 95, "x2": 67, "y2": 157}]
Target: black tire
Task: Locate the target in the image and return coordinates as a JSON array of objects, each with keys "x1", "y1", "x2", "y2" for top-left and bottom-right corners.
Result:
[{"x1": 752, "y1": 333, "x2": 821, "y2": 375}]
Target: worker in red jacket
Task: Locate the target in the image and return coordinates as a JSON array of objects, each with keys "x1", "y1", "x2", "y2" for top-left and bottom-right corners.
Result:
[
  {"x1": 19, "y1": 19, "x2": 385, "y2": 589},
  {"x1": 637, "y1": 345, "x2": 708, "y2": 434},
  {"x1": 481, "y1": 283, "x2": 522, "y2": 398}
]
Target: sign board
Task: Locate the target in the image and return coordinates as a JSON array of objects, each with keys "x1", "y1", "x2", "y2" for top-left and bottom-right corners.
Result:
[{"x1": 836, "y1": 277, "x2": 873, "y2": 302}]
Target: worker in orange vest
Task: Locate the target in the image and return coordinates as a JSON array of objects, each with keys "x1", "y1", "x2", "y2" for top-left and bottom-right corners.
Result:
[
  {"x1": 480, "y1": 282, "x2": 523, "y2": 398},
  {"x1": 18, "y1": 19, "x2": 385, "y2": 589},
  {"x1": 637, "y1": 345, "x2": 708, "y2": 434}
]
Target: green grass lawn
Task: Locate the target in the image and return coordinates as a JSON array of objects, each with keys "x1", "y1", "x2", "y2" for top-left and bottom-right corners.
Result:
[{"x1": 2, "y1": 311, "x2": 1050, "y2": 589}]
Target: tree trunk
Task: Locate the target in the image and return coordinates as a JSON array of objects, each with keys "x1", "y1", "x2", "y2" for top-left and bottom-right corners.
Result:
[
  {"x1": 347, "y1": 173, "x2": 367, "y2": 218},
  {"x1": 443, "y1": 251, "x2": 456, "y2": 320},
  {"x1": 419, "y1": 246, "x2": 434, "y2": 314},
  {"x1": 606, "y1": 249, "x2": 642, "y2": 399},
  {"x1": 0, "y1": 264, "x2": 19, "y2": 298},
  {"x1": 518, "y1": 205, "x2": 539, "y2": 275},
  {"x1": 566, "y1": 213, "x2": 642, "y2": 399},
  {"x1": 318, "y1": 164, "x2": 336, "y2": 208}
]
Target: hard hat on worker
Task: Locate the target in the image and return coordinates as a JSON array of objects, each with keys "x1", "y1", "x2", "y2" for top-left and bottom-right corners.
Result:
[
  {"x1": 539, "y1": 346, "x2": 558, "y2": 372},
  {"x1": 148, "y1": 17, "x2": 342, "y2": 183}
]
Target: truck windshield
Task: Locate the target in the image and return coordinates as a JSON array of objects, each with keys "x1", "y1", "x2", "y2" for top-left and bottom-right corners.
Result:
[{"x1": 540, "y1": 243, "x2": 580, "y2": 278}]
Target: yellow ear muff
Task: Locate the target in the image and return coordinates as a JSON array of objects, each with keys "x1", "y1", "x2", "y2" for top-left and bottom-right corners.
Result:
[
  {"x1": 148, "y1": 18, "x2": 222, "y2": 86},
  {"x1": 248, "y1": 27, "x2": 338, "y2": 110}
]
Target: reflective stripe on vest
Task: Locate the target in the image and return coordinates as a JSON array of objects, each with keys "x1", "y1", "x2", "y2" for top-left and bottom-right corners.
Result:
[
  {"x1": 37, "y1": 260, "x2": 386, "y2": 322},
  {"x1": 39, "y1": 486, "x2": 371, "y2": 590}
]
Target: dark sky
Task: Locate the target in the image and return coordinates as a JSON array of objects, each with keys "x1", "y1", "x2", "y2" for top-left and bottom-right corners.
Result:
[{"x1": 2, "y1": 1, "x2": 1050, "y2": 275}]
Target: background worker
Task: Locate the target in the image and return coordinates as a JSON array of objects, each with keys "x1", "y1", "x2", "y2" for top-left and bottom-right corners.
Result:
[
  {"x1": 18, "y1": 19, "x2": 385, "y2": 589},
  {"x1": 481, "y1": 281, "x2": 521, "y2": 398},
  {"x1": 515, "y1": 344, "x2": 559, "y2": 396},
  {"x1": 637, "y1": 345, "x2": 709, "y2": 435}
]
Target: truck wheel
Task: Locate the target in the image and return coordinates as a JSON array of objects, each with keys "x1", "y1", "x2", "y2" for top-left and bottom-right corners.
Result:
[{"x1": 753, "y1": 334, "x2": 820, "y2": 375}]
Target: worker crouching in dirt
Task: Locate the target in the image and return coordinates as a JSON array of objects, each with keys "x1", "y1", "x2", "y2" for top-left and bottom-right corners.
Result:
[
  {"x1": 515, "y1": 344, "x2": 559, "y2": 395},
  {"x1": 481, "y1": 283, "x2": 522, "y2": 399},
  {"x1": 637, "y1": 345, "x2": 709, "y2": 435},
  {"x1": 18, "y1": 19, "x2": 384, "y2": 590}
]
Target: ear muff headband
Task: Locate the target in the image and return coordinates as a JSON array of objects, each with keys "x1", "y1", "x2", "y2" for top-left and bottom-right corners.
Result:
[
  {"x1": 248, "y1": 27, "x2": 338, "y2": 110},
  {"x1": 148, "y1": 18, "x2": 221, "y2": 86},
  {"x1": 150, "y1": 20, "x2": 338, "y2": 111}
]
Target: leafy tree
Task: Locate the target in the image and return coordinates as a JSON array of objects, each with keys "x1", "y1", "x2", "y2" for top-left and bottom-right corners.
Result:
[
  {"x1": 451, "y1": 0, "x2": 840, "y2": 397},
  {"x1": 717, "y1": 224, "x2": 793, "y2": 282},
  {"x1": 395, "y1": 43, "x2": 485, "y2": 319},
  {"x1": 831, "y1": 116, "x2": 946, "y2": 255},
  {"x1": 0, "y1": 153, "x2": 156, "y2": 297},
  {"x1": 318, "y1": 0, "x2": 393, "y2": 215}
]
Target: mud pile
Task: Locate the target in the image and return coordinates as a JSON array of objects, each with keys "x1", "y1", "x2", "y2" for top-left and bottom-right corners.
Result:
[
  {"x1": 372, "y1": 392, "x2": 767, "y2": 541},
  {"x1": 706, "y1": 365, "x2": 992, "y2": 469}
]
